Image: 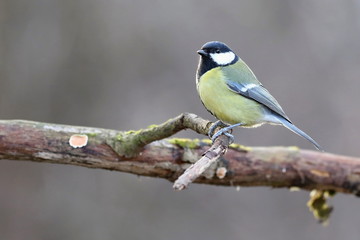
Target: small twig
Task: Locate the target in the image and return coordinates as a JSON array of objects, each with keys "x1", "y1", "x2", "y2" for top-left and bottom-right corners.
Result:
[
  {"x1": 173, "y1": 135, "x2": 230, "y2": 190},
  {"x1": 111, "y1": 113, "x2": 211, "y2": 157}
]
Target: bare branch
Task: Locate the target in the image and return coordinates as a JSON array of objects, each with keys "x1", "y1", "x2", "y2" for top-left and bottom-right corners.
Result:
[
  {"x1": 173, "y1": 134, "x2": 230, "y2": 190},
  {"x1": 0, "y1": 117, "x2": 360, "y2": 196}
]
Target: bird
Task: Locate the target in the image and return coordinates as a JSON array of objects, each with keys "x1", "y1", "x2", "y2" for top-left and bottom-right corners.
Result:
[{"x1": 196, "y1": 41, "x2": 322, "y2": 150}]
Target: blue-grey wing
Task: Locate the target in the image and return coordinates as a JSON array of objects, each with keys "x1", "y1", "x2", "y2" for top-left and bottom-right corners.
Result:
[{"x1": 226, "y1": 81, "x2": 292, "y2": 123}]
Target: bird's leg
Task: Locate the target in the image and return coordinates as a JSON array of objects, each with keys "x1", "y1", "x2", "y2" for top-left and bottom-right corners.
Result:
[
  {"x1": 208, "y1": 120, "x2": 229, "y2": 137},
  {"x1": 211, "y1": 123, "x2": 244, "y2": 144}
]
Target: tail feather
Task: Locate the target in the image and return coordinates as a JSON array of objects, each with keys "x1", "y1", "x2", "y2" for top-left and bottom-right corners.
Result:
[{"x1": 278, "y1": 118, "x2": 323, "y2": 151}]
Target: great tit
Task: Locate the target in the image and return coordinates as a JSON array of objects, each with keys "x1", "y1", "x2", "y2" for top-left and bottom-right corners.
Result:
[{"x1": 196, "y1": 41, "x2": 322, "y2": 150}]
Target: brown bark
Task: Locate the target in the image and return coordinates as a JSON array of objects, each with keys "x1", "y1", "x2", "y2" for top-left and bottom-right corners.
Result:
[{"x1": 0, "y1": 118, "x2": 359, "y2": 196}]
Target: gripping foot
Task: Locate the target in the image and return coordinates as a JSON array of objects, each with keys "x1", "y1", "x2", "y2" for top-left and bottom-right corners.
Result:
[
  {"x1": 208, "y1": 121, "x2": 229, "y2": 137},
  {"x1": 210, "y1": 123, "x2": 244, "y2": 144}
]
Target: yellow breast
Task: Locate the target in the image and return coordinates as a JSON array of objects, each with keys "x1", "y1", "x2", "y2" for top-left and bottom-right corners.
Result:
[{"x1": 197, "y1": 67, "x2": 264, "y2": 126}]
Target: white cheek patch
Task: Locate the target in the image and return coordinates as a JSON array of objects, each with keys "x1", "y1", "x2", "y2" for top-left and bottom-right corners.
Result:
[
  {"x1": 210, "y1": 51, "x2": 236, "y2": 65},
  {"x1": 240, "y1": 83, "x2": 257, "y2": 92}
]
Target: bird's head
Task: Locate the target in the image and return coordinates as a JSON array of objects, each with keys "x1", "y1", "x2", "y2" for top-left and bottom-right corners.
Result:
[
  {"x1": 197, "y1": 41, "x2": 238, "y2": 66},
  {"x1": 196, "y1": 41, "x2": 239, "y2": 79}
]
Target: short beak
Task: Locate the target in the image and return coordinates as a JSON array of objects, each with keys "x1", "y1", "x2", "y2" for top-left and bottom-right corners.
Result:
[{"x1": 197, "y1": 49, "x2": 208, "y2": 57}]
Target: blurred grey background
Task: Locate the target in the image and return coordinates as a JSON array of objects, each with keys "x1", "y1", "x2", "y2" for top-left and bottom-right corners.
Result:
[{"x1": 1, "y1": 0, "x2": 360, "y2": 239}]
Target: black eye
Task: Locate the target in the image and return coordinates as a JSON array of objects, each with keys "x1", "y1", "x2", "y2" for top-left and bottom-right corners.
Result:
[{"x1": 215, "y1": 49, "x2": 221, "y2": 53}]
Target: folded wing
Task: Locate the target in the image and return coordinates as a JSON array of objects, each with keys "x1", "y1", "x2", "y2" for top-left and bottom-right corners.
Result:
[{"x1": 226, "y1": 81, "x2": 292, "y2": 123}]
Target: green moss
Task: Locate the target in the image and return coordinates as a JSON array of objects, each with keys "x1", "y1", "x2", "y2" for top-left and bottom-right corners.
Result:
[
  {"x1": 288, "y1": 146, "x2": 300, "y2": 151},
  {"x1": 113, "y1": 131, "x2": 143, "y2": 158},
  {"x1": 86, "y1": 133, "x2": 98, "y2": 137},
  {"x1": 121, "y1": 124, "x2": 159, "y2": 137},
  {"x1": 147, "y1": 124, "x2": 159, "y2": 129},
  {"x1": 116, "y1": 133, "x2": 123, "y2": 141},
  {"x1": 229, "y1": 143, "x2": 252, "y2": 152},
  {"x1": 200, "y1": 139, "x2": 212, "y2": 145},
  {"x1": 307, "y1": 190, "x2": 336, "y2": 224},
  {"x1": 168, "y1": 138, "x2": 201, "y2": 149},
  {"x1": 125, "y1": 129, "x2": 142, "y2": 135},
  {"x1": 168, "y1": 138, "x2": 254, "y2": 151}
]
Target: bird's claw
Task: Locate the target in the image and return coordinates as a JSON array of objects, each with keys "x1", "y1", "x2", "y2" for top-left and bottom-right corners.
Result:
[
  {"x1": 211, "y1": 130, "x2": 235, "y2": 144},
  {"x1": 209, "y1": 122, "x2": 244, "y2": 144},
  {"x1": 208, "y1": 121, "x2": 228, "y2": 137}
]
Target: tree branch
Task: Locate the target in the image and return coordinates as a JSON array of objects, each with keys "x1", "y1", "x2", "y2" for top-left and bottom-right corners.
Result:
[
  {"x1": 173, "y1": 134, "x2": 231, "y2": 190},
  {"x1": 0, "y1": 115, "x2": 359, "y2": 196}
]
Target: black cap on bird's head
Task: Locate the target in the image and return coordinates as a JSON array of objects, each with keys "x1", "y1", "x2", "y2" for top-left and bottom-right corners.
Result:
[
  {"x1": 197, "y1": 41, "x2": 233, "y2": 56},
  {"x1": 196, "y1": 41, "x2": 238, "y2": 78}
]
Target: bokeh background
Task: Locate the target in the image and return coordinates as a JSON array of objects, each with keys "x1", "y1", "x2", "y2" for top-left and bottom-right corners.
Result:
[{"x1": 1, "y1": 0, "x2": 360, "y2": 239}]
